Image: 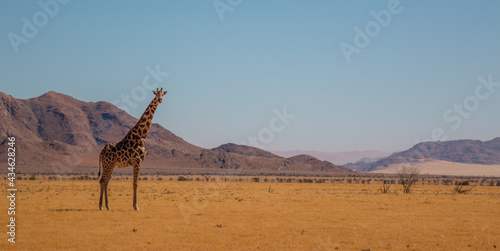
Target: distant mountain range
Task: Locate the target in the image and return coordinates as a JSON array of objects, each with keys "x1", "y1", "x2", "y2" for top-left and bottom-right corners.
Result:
[
  {"x1": 2, "y1": 91, "x2": 498, "y2": 176},
  {"x1": 345, "y1": 138, "x2": 500, "y2": 173},
  {"x1": 272, "y1": 150, "x2": 389, "y2": 165},
  {"x1": 0, "y1": 91, "x2": 351, "y2": 174}
]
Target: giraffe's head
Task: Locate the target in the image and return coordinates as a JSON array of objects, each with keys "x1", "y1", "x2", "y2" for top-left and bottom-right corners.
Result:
[{"x1": 153, "y1": 88, "x2": 168, "y2": 103}]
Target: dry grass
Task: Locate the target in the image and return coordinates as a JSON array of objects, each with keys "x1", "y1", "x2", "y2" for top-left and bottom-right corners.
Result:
[{"x1": 1, "y1": 179, "x2": 499, "y2": 250}]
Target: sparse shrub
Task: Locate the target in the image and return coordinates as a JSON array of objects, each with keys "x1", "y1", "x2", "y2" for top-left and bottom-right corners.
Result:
[
  {"x1": 442, "y1": 179, "x2": 452, "y2": 186},
  {"x1": 453, "y1": 181, "x2": 474, "y2": 194},
  {"x1": 379, "y1": 180, "x2": 391, "y2": 194},
  {"x1": 29, "y1": 175, "x2": 36, "y2": 180},
  {"x1": 177, "y1": 176, "x2": 188, "y2": 181},
  {"x1": 252, "y1": 177, "x2": 260, "y2": 182},
  {"x1": 397, "y1": 166, "x2": 419, "y2": 194}
]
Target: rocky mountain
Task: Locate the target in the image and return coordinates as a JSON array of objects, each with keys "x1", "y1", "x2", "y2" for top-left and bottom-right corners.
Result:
[
  {"x1": 213, "y1": 143, "x2": 282, "y2": 158},
  {"x1": 272, "y1": 150, "x2": 389, "y2": 165},
  {"x1": 349, "y1": 138, "x2": 500, "y2": 172},
  {"x1": 0, "y1": 91, "x2": 352, "y2": 174},
  {"x1": 208, "y1": 144, "x2": 348, "y2": 172}
]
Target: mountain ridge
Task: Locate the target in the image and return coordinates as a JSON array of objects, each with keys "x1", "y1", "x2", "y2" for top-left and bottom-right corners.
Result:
[
  {"x1": 272, "y1": 149, "x2": 389, "y2": 165},
  {"x1": 347, "y1": 138, "x2": 500, "y2": 172},
  {"x1": 0, "y1": 91, "x2": 351, "y2": 174}
]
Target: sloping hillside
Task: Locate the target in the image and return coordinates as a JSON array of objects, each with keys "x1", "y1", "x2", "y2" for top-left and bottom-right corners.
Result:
[
  {"x1": 351, "y1": 138, "x2": 500, "y2": 172},
  {"x1": 272, "y1": 150, "x2": 389, "y2": 165},
  {"x1": 0, "y1": 91, "x2": 352, "y2": 174}
]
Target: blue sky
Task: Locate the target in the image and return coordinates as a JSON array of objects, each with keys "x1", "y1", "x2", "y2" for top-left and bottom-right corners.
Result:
[{"x1": 1, "y1": 0, "x2": 499, "y2": 153}]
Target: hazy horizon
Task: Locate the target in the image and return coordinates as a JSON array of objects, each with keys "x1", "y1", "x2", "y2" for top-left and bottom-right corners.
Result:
[{"x1": 2, "y1": 1, "x2": 499, "y2": 153}]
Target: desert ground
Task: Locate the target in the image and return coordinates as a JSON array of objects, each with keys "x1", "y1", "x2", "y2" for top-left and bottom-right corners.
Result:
[{"x1": 1, "y1": 177, "x2": 500, "y2": 250}]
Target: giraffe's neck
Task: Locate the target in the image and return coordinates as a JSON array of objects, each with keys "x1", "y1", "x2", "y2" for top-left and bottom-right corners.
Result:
[{"x1": 125, "y1": 98, "x2": 159, "y2": 141}]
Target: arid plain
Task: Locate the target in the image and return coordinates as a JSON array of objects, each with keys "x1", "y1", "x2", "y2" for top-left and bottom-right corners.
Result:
[{"x1": 1, "y1": 177, "x2": 500, "y2": 250}]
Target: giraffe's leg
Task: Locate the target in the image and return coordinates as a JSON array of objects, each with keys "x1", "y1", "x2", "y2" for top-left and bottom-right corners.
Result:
[
  {"x1": 99, "y1": 162, "x2": 115, "y2": 211},
  {"x1": 99, "y1": 157, "x2": 105, "y2": 211},
  {"x1": 99, "y1": 181, "x2": 105, "y2": 210},
  {"x1": 104, "y1": 182, "x2": 110, "y2": 210},
  {"x1": 99, "y1": 175, "x2": 110, "y2": 210},
  {"x1": 133, "y1": 164, "x2": 141, "y2": 211}
]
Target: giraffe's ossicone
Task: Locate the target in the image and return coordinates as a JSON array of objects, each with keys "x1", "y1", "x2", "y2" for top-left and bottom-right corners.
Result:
[{"x1": 98, "y1": 88, "x2": 167, "y2": 211}]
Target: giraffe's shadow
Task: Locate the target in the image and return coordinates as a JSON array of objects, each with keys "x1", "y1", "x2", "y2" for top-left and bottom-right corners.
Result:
[
  {"x1": 48, "y1": 209, "x2": 93, "y2": 212},
  {"x1": 48, "y1": 208, "x2": 134, "y2": 212}
]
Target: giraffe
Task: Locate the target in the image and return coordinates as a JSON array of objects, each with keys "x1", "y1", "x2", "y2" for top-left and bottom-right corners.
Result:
[{"x1": 98, "y1": 88, "x2": 167, "y2": 211}]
